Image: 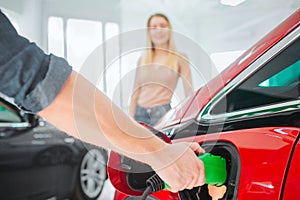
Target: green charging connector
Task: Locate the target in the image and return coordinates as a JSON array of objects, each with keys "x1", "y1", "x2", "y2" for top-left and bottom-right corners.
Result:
[
  {"x1": 199, "y1": 153, "x2": 227, "y2": 186},
  {"x1": 163, "y1": 153, "x2": 227, "y2": 189}
]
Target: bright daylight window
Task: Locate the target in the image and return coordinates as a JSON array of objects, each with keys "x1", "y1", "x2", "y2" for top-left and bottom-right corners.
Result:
[
  {"x1": 48, "y1": 17, "x2": 64, "y2": 57},
  {"x1": 104, "y1": 22, "x2": 120, "y2": 100},
  {"x1": 67, "y1": 19, "x2": 103, "y2": 72},
  {"x1": 48, "y1": 17, "x2": 122, "y2": 104}
]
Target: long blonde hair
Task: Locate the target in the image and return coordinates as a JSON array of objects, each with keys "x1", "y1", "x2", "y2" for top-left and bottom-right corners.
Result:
[{"x1": 140, "y1": 13, "x2": 179, "y2": 71}]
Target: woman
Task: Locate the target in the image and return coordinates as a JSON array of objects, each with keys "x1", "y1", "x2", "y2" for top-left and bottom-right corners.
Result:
[{"x1": 130, "y1": 13, "x2": 193, "y2": 126}]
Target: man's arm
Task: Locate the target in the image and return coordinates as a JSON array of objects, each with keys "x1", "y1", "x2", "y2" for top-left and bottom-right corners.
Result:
[
  {"x1": 0, "y1": 10, "x2": 205, "y2": 192},
  {"x1": 39, "y1": 71, "x2": 205, "y2": 192}
]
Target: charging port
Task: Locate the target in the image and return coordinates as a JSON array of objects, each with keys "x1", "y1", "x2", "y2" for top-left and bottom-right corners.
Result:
[{"x1": 179, "y1": 142, "x2": 240, "y2": 200}]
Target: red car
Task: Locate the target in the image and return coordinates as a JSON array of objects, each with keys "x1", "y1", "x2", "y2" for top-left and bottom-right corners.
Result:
[{"x1": 110, "y1": 9, "x2": 300, "y2": 200}]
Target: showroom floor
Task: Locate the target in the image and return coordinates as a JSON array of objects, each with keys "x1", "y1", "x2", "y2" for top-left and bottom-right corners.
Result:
[{"x1": 98, "y1": 179, "x2": 115, "y2": 200}]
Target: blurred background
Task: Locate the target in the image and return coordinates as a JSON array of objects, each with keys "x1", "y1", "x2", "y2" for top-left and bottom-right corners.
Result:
[
  {"x1": 0, "y1": 0, "x2": 298, "y2": 109},
  {"x1": 0, "y1": 1, "x2": 299, "y2": 199}
]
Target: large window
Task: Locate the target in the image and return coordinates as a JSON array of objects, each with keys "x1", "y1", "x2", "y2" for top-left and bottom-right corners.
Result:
[
  {"x1": 104, "y1": 22, "x2": 120, "y2": 100},
  {"x1": 48, "y1": 17, "x2": 120, "y2": 98},
  {"x1": 212, "y1": 37, "x2": 300, "y2": 114},
  {"x1": 66, "y1": 19, "x2": 103, "y2": 72},
  {"x1": 48, "y1": 17, "x2": 64, "y2": 58}
]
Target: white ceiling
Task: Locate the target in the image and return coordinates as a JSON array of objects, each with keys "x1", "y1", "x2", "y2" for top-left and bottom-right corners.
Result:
[
  {"x1": 120, "y1": 0, "x2": 300, "y2": 53},
  {"x1": 0, "y1": 0, "x2": 298, "y2": 53}
]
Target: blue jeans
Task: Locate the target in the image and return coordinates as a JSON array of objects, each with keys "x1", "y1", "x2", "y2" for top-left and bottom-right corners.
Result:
[{"x1": 134, "y1": 104, "x2": 171, "y2": 126}]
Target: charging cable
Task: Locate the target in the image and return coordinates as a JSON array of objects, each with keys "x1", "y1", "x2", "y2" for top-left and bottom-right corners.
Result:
[{"x1": 140, "y1": 174, "x2": 165, "y2": 200}]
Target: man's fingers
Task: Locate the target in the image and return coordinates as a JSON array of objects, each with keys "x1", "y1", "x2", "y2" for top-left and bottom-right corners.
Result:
[
  {"x1": 189, "y1": 142, "x2": 205, "y2": 154},
  {"x1": 166, "y1": 154, "x2": 206, "y2": 192},
  {"x1": 155, "y1": 142, "x2": 206, "y2": 193},
  {"x1": 186, "y1": 159, "x2": 205, "y2": 190},
  {"x1": 197, "y1": 160, "x2": 206, "y2": 186}
]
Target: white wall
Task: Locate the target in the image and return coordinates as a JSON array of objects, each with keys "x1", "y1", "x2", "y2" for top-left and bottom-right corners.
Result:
[{"x1": 0, "y1": 0, "x2": 43, "y2": 47}]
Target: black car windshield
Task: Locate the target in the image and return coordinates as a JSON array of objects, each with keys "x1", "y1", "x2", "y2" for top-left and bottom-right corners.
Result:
[
  {"x1": 212, "y1": 36, "x2": 300, "y2": 114},
  {"x1": 258, "y1": 60, "x2": 300, "y2": 88},
  {"x1": 0, "y1": 102, "x2": 22, "y2": 123}
]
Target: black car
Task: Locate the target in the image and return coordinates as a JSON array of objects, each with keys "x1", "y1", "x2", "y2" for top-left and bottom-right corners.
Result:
[{"x1": 0, "y1": 96, "x2": 108, "y2": 200}]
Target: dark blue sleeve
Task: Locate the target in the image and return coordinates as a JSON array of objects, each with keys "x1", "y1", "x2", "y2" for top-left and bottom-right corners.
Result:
[{"x1": 0, "y1": 10, "x2": 72, "y2": 113}]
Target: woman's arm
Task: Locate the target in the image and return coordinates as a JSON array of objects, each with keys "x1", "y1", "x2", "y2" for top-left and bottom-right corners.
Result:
[
  {"x1": 39, "y1": 71, "x2": 205, "y2": 192},
  {"x1": 178, "y1": 53, "x2": 194, "y2": 97},
  {"x1": 129, "y1": 81, "x2": 141, "y2": 118},
  {"x1": 129, "y1": 90, "x2": 140, "y2": 118},
  {"x1": 129, "y1": 59, "x2": 142, "y2": 117}
]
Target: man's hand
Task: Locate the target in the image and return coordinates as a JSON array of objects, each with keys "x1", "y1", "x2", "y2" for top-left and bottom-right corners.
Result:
[{"x1": 152, "y1": 142, "x2": 206, "y2": 193}]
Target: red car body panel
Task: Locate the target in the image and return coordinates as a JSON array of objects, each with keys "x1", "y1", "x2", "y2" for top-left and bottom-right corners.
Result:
[
  {"x1": 114, "y1": 190, "x2": 180, "y2": 200},
  {"x1": 174, "y1": 127, "x2": 300, "y2": 200},
  {"x1": 114, "y1": 127, "x2": 300, "y2": 199},
  {"x1": 158, "y1": 9, "x2": 300, "y2": 128}
]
